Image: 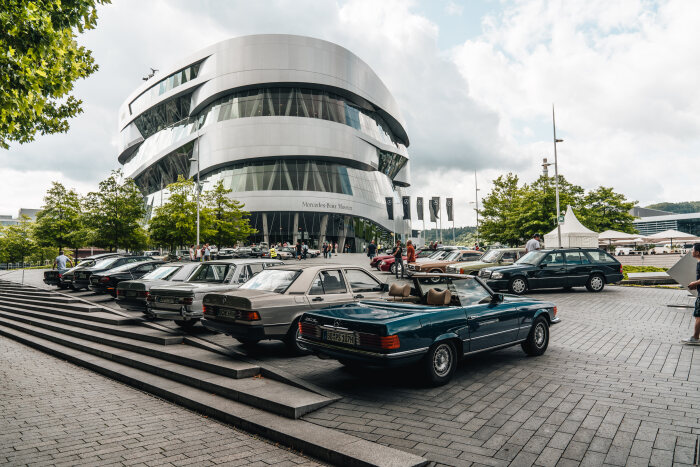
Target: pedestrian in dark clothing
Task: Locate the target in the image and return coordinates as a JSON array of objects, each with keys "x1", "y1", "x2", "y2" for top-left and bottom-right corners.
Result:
[
  {"x1": 682, "y1": 243, "x2": 700, "y2": 345},
  {"x1": 296, "y1": 241, "x2": 302, "y2": 260},
  {"x1": 393, "y1": 240, "x2": 404, "y2": 279},
  {"x1": 367, "y1": 241, "x2": 377, "y2": 259}
]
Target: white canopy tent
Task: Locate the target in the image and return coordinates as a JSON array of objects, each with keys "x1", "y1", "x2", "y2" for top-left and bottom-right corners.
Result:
[
  {"x1": 646, "y1": 229, "x2": 700, "y2": 244},
  {"x1": 544, "y1": 206, "x2": 599, "y2": 248},
  {"x1": 598, "y1": 229, "x2": 641, "y2": 247}
]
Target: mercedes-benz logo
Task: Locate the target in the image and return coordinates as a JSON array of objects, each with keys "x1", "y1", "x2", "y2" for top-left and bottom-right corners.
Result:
[{"x1": 333, "y1": 319, "x2": 341, "y2": 328}]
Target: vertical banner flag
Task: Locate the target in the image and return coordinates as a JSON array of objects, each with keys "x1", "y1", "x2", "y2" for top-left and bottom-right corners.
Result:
[
  {"x1": 446, "y1": 198, "x2": 454, "y2": 222},
  {"x1": 416, "y1": 197, "x2": 424, "y2": 221},
  {"x1": 385, "y1": 197, "x2": 394, "y2": 220},
  {"x1": 430, "y1": 197, "x2": 440, "y2": 222},
  {"x1": 402, "y1": 196, "x2": 411, "y2": 220}
]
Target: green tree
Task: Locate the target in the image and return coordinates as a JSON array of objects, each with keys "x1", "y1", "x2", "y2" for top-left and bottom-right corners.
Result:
[
  {"x1": 478, "y1": 173, "x2": 525, "y2": 246},
  {"x1": 1, "y1": 0, "x2": 111, "y2": 149},
  {"x1": 83, "y1": 169, "x2": 147, "y2": 251},
  {"x1": 33, "y1": 182, "x2": 84, "y2": 251},
  {"x1": 0, "y1": 215, "x2": 35, "y2": 263},
  {"x1": 148, "y1": 176, "x2": 212, "y2": 251},
  {"x1": 203, "y1": 180, "x2": 256, "y2": 247},
  {"x1": 577, "y1": 186, "x2": 637, "y2": 233}
]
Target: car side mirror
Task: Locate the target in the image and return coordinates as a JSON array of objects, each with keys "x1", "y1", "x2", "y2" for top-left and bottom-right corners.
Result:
[
  {"x1": 380, "y1": 283, "x2": 389, "y2": 292},
  {"x1": 491, "y1": 293, "x2": 504, "y2": 303}
]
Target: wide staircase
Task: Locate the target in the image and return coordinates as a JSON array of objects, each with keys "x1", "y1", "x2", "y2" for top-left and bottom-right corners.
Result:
[{"x1": 0, "y1": 279, "x2": 426, "y2": 467}]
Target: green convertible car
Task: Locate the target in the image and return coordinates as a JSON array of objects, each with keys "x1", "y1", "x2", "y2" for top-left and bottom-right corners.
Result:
[{"x1": 298, "y1": 273, "x2": 559, "y2": 386}]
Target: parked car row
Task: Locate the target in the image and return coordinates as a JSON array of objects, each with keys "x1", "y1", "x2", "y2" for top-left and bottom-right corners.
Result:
[{"x1": 42, "y1": 252, "x2": 569, "y2": 386}]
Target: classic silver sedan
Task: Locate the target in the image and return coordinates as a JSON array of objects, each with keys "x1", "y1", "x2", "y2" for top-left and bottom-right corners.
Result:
[
  {"x1": 145, "y1": 259, "x2": 283, "y2": 327},
  {"x1": 115, "y1": 262, "x2": 201, "y2": 312},
  {"x1": 201, "y1": 264, "x2": 389, "y2": 354}
]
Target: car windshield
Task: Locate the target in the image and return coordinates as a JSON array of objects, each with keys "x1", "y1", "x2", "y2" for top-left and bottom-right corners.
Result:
[
  {"x1": 480, "y1": 250, "x2": 501, "y2": 262},
  {"x1": 516, "y1": 251, "x2": 547, "y2": 265},
  {"x1": 430, "y1": 250, "x2": 449, "y2": 260},
  {"x1": 92, "y1": 257, "x2": 120, "y2": 269},
  {"x1": 189, "y1": 264, "x2": 236, "y2": 283},
  {"x1": 142, "y1": 265, "x2": 180, "y2": 280},
  {"x1": 239, "y1": 269, "x2": 301, "y2": 293},
  {"x1": 447, "y1": 278, "x2": 492, "y2": 306},
  {"x1": 76, "y1": 259, "x2": 96, "y2": 268},
  {"x1": 444, "y1": 251, "x2": 462, "y2": 261},
  {"x1": 105, "y1": 261, "x2": 147, "y2": 273}
]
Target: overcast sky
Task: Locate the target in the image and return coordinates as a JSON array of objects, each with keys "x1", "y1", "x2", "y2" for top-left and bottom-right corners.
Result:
[{"x1": 2, "y1": 0, "x2": 699, "y2": 226}]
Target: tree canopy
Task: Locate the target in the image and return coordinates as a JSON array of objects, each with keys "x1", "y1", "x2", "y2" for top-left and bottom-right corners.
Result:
[
  {"x1": 0, "y1": 215, "x2": 34, "y2": 263},
  {"x1": 204, "y1": 180, "x2": 257, "y2": 248},
  {"x1": 0, "y1": 0, "x2": 110, "y2": 148},
  {"x1": 479, "y1": 174, "x2": 637, "y2": 246},
  {"x1": 83, "y1": 169, "x2": 147, "y2": 251},
  {"x1": 33, "y1": 181, "x2": 83, "y2": 250}
]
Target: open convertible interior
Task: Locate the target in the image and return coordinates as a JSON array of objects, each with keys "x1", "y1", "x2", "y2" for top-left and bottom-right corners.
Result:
[{"x1": 384, "y1": 275, "x2": 495, "y2": 307}]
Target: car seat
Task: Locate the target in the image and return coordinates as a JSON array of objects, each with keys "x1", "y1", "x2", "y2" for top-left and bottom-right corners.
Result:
[{"x1": 427, "y1": 288, "x2": 452, "y2": 306}]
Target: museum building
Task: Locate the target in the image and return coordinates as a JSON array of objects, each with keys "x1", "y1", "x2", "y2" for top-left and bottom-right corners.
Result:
[{"x1": 117, "y1": 34, "x2": 412, "y2": 250}]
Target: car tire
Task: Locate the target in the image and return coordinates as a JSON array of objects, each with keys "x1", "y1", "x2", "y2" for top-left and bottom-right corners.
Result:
[
  {"x1": 428, "y1": 270, "x2": 443, "y2": 284},
  {"x1": 284, "y1": 318, "x2": 311, "y2": 355},
  {"x1": 508, "y1": 277, "x2": 528, "y2": 295},
  {"x1": 586, "y1": 274, "x2": 605, "y2": 292},
  {"x1": 174, "y1": 318, "x2": 199, "y2": 328},
  {"x1": 521, "y1": 316, "x2": 549, "y2": 356},
  {"x1": 423, "y1": 341, "x2": 457, "y2": 386},
  {"x1": 390, "y1": 263, "x2": 396, "y2": 274}
]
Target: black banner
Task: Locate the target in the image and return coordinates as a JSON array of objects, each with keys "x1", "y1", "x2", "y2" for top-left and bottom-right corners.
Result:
[
  {"x1": 385, "y1": 197, "x2": 394, "y2": 220},
  {"x1": 402, "y1": 196, "x2": 410, "y2": 220},
  {"x1": 416, "y1": 197, "x2": 424, "y2": 221},
  {"x1": 430, "y1": 197, "x2": 440, "y2": 222},
  {"x1": 446, "y1": 198, "x2": 454, "y2": 222}
]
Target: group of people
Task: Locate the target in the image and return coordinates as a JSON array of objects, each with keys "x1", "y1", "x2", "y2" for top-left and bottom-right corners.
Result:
[
  {"x1": 322, "y1": 242, "x2": 338, "y2": 258},
  {"x1": 391, "y1": 239, "x2": 416, "y2": 279},
  {"x1": 188, "y1": 244, "x2": 212, "y2": 261}
]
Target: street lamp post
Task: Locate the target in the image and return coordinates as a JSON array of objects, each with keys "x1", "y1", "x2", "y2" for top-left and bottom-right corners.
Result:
[
  {"x1": 189, "y1": 151, "x2": 201, "y2": 249},
  {"x1": 474, "y1": 171, "x2": 480, "y2": 247},
  {"x1": 552, "y1": 106, "x2": 563, "y2": 248}
]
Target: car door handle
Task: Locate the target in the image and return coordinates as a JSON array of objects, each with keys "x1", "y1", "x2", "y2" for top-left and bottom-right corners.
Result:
[
  {"x1": 312, "y1": 297, "x2": 324, "y2": 302},
  {"x1": 354, "y1": 294, "x2": 364, "y2": 299}
]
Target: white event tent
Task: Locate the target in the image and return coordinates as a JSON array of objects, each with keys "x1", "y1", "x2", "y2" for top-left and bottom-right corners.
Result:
[
  {"x1": 544, "y1": 206, "x2": 599, "y2": 248},
  {"x1": 646, "y1": 229, "x2": 700, "y2": 244},
  {"x1": 598, "y1": 229, "x2": 640, "y2": 247}
]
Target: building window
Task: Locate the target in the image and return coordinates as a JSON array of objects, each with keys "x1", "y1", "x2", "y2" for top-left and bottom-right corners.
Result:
[
  {"x1": 133, "y1": 142, "x2": 193, "y2": 195},
  {"x1": 130, "y1": 62, "x2": 202, "y2": 116}
]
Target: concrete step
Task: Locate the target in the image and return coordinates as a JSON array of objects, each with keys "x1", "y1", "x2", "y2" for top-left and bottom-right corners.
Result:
[
  {"x1": 0, "y1": 294, "x2": 102, "y2": 312},
  {"x1": 0, "y1": 300, "x2": 124, "y2": 324},
  {"x1": 0, "y1": 286, "x2": 56, "y2": 297},
  {"x1": 0, "y1": 317, "x2": 330, "y2": 418},
  {"x1": 0, "y1": 324, "x2": 426, "y2": 467},
  {"x1": 0, "y1": 306, "x2": 182, "y2": 346},
  {"x1": 0, "y1": 289, "x2": 79, "y2": 302},
  {"x1": 0, "y1": 314, "x2": 259, "y2": 379}
]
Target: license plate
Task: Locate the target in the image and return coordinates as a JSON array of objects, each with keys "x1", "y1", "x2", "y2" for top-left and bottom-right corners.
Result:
[
  {"x1": 157, "y1": 296, "x2": 177, "y2": 304},
  {"x1": 323, "y1": 330, "x2": 357, "y2": 345},
  {"x1": 126, "y1": 291, "x2": 137, "y2": 297}
]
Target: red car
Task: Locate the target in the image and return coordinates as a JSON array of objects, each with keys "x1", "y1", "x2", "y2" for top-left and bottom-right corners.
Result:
[
  {"x1": 370, "y1": 254, "x2": 393, "y2": 269},
  {"x1": 375, "y1": 249, "x2": 433, "y2": 273}
]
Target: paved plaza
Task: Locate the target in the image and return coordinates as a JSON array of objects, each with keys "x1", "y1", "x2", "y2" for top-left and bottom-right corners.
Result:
[{"x1": 2, "y1": 255, "x2": 699, "y2": 466}]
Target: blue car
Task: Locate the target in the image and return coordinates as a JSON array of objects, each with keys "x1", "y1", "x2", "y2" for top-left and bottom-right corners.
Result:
[{"x1": 298, "y1": 273, "x2": 560, "y2": 386}]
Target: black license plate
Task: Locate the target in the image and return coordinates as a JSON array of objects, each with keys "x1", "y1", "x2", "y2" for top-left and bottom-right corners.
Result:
[{"x1": 323, "y1": 329, "x2": 357, "y2": 345}]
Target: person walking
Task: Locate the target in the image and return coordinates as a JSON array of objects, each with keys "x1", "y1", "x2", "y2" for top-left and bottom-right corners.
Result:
[
  {"x1": 682, "y1": 243, "x2": 700, "y2": 345},
  {"x1": 53, "y1": 250, "x2": 73, "y2": 273},
  {"x1": 333, "y1": 242, "x2": 338, "y2": 256},
  {"x1": 406, "y1": 240, "x2": 416, "y2": 265},
  {"x1": 322, "y1": 242, "x2": 328, "y2": 259},
  {"x1": 203, "y1": 244, "x2": 211, "y2": 261},
  {"x1": 525, "y1": 234, "x2": 541, "y2": 252},
  {"x1": 392, "y1": 240, "x2": 404, "y2": 279},
  {"x1": 269, "y1": 245, "x2": 277, "y2": 259},
  {"x1": 367, "y1": 241, "x2": 377, "y2": 260},
  {"x1": 189, "y1": 245, "x2": 195, "y2": 261},
  {"x1": 302, "y1": 242, "x2": 308, "y2": 260},
  {"x1": 295, "y1": 240, "x2": 302, "y2": 260}
]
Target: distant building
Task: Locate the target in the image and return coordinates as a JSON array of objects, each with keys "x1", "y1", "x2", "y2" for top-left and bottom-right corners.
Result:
[
  {"x1": 629, "y1": 206, "x2": 672, "y2": 218},
  {"x1": 633, "y1": 211, "x2": 700, "y2": 236},
  {"x1": 0, "y1": 208, "x2": 41, "y2": 227}
]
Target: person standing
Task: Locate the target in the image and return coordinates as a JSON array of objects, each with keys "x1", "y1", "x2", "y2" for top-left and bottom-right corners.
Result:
[
  {"x1": 682, "y1": 243, "x2": 700, "y2": 345},
  {"x1": 322, "y1": 242, "x2": 328, "y2": 259},
  {"x1": 295, "y1": 240, "x2": 302, "y2": 260},
  {"x1": 302, "y1": 242, "x2": 308, "y2": 260},
  {"x1": 406, "y1": 240, "x2": 416, "y2": 265},
  {"x1": 195, "y1": 245, "x2": 202, "y2": 262},
  {"x1": 53, "y1": 250, "x2": 73, "y2": 273},
  {"x1": 525, "y1": 234, "x2": 541, "y2": 253},
  {"x1": 393, "y1": 240, "x2": 404, "y2": 279},
  {"x1": 269, "y1": 245, "x2": 277, "y2": 259},
  {"x1": 367, "y1": 241, "x2": 376, "y2": 260},
  {"x1": 189, "y1": 245, "x2": 195, "y2": 261},
  {"x1": 333, "y1": 242, "x2": 338, "y2": 256},
  {"x1": 203, "y1": 244, "x2": 211, "y2": 261}
]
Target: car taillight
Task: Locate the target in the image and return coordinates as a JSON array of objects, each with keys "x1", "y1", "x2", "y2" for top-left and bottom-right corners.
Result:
[
  {"x1": 100, "y1": 277, "x2": 110, "y2": 283},
  {"x1": 553, "y1": 306, "x2": 558, "y2": 316},
  {"x1": 116, "y1": 289, "x2": 122, "y2": 296},
  {"x1": 236, "y1": 310, "x2": 260, "y2": 321},
  {"x1": 146, "y1": 295, "x2": 155, "y2": 302},
  {"x1": 358, "y1": 333, "x2": 400, "y2": 349},
  {"x1": 58, "y1": 274, "x2": 62, "y2": 278},
  {"x1": 299, "y1": 322, "x2": 320, "y2": 337},
  {"x1": 202, "y1": 305, "x2": 210, "y2": 315},
  {"x1": 619, "y1": 264, "x2": 623, "y2": 274},
  {"x1": 139, "y1": 291, "x2": 149, "y2": 298},
  {"x1": 459, "y1": 268, "x2": 464, "y2": 274}
]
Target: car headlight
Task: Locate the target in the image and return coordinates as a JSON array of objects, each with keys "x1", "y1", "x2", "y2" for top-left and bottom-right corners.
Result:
[
  {"x1": 491, "y1": 272, "x2": 503, "y2": 279},
  {"x1": 380, "y1": 261, "x2": 386, "y2": 266}
]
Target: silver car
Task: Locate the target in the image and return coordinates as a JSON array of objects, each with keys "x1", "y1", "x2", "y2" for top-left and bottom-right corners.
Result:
[
  {"x1": 201, "y1": 265, "x2": 389, "y2": 354},
  {"x1": 116, "y1": 262, "x2": 201, "y2": 312},
  {"x1": 145, "y1": 259, "x2": 284, "y2": 327}
]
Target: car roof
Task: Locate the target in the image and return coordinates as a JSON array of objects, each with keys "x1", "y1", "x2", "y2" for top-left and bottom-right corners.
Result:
[
  {"x1": 269, "y1": 264, "x2": 366, "y2": 272},
  {"x1": 200, "y1": 258, "x2": 284, "y2": 265}
]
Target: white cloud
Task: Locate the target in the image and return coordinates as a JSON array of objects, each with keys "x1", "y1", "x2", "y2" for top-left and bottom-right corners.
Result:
[
  {"x1": 445, "y1": 1, "x2": 464, "y2": 16},
  {"x1": 452, "y1": 0, "x2": 700, "y2": 210},
  {"x1": 0, "y1": 169, "x2": 97, "y2": 215}
]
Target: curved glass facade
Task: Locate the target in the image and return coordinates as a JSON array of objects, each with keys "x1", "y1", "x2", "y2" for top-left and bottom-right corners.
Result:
[
  {"x1": 198, "y1": 87, "x2": 408, "y2": 149},
  {"x1": 202, "y1": 159, "x2": 394, "y2": 202},
  {"x1": 133, "y1": 142, "x2": 194, "y2": 195},
  {"x1": 133, "y1": 94, "x2": 192, "y2": 140},
  {"x1": 129, "y1": 62, "x2": 201, "y2": 116}
]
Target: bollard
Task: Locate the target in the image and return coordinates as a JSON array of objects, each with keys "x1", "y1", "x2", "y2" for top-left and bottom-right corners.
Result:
[{"x1": 22, "y1": 269, "x2": 25, "y2": 284}]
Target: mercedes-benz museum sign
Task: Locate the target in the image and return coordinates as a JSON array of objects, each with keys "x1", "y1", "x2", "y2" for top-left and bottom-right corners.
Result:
[{"x1": 117, "y1": 34, "x2": 411, "y2": 251}]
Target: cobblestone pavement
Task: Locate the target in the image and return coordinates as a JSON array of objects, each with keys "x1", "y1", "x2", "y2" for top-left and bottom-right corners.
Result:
[
  {"x1": 5, "y1": 258, "x2": 700, "y2": 466},
  {"x1": 0, "y1": 337, "x2": 322, "y2": 467}
]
